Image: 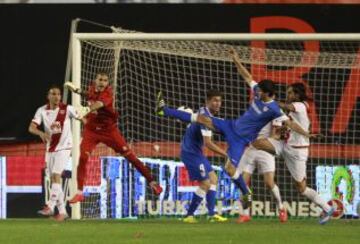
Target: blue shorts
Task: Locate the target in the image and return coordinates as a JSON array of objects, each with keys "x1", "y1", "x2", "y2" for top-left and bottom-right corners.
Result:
[
  {"x1": 211, "y1": 117, "x2": 248, "y2": 166},
  {"x1": 180, "y1": 151, "x2": 214, "y2": 181}
]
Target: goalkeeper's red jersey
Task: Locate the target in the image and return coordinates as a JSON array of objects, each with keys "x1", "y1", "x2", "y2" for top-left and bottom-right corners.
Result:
[{"x1": 84, "y1": 83, "x2": 118, "y2": 131}]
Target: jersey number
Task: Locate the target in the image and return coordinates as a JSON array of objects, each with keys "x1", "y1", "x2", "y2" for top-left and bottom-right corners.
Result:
[{"x1": 199, "y1": 164, "x2": 206, "y2": 178}]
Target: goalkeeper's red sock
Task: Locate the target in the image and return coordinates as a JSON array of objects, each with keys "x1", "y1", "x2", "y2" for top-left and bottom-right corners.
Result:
[
  {"x1": 76, "y1": 151, "x2": 89, "y2": 191},
  {"x1": 125, "y1": 152, "x2": 154, "y2": 183}
]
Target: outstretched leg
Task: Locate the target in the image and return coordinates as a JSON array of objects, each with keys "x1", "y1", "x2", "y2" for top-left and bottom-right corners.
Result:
[
  {"x1": 284, "y1": 147, "x2": 335, "y2": 225},
  {"x1": 156, "y1": 91, "x2": 250, "y2": 199},
  {"x1": 156, "y1": 91, "x2": 215, "y2": 130},
  {"x1": 295, "y1": 179, "x2": 334, "y2": 224},
  {"x1": 106, "y1": 128, "x2": 163, "y2": 196}
]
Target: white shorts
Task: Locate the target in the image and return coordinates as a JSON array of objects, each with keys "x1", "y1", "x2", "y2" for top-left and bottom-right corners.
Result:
[
  {"x1": 267, "y1": 138, "x2": 308, "y2": 182},
  {"x1": 283, "y1": 144, "x2": 309, "y2": 182},
  {"x1": 238, "y1": 146, "x2": 275, "y2": 175},
  {"x1": 267, "y1": 138, "x2": 285, "y2": 156},
  {"x1": 45, "y1": 150, "x2": 71, "y2": 175}
]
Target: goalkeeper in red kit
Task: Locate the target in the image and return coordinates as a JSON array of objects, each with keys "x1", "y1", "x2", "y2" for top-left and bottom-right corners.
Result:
[{"x1": 65, "y1": 72, "x2": 163, "y2": 203}]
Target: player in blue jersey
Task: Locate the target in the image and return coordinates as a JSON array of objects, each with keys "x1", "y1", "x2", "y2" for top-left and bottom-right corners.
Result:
[
  {"x1": 181, "y1": 90, "x2": 228, "y2": 223},
  {"x1": 155, "y1": 48, "x2": 318, "y2": 208}
]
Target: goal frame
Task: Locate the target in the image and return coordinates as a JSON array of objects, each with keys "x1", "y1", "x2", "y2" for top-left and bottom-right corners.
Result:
[{"x1": 70, "y1": 32, "x2": 360, "y2": 219}]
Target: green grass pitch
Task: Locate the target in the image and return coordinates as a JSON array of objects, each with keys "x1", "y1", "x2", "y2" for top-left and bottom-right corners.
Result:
[{"x1": 0, "y1": 218, "x2": 359, "y2": 244}]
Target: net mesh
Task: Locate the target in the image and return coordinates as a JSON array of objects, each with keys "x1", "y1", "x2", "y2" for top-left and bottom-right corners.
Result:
[{"x1": 75, "y1": 36, "x2": 360, "y2": 219}]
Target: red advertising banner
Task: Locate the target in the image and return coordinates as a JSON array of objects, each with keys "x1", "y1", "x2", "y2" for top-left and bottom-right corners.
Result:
[{"x1": 6, "y1": 157, "x2": 44, "y2": 186}]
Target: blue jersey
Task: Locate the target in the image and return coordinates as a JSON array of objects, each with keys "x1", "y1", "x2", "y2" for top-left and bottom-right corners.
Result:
[
  {"x1": 181, "y1": 107, "x2": 213, "y2": 155},
  {"x1": 233, "y1": 82, "x2": 287, "y2": 142}
]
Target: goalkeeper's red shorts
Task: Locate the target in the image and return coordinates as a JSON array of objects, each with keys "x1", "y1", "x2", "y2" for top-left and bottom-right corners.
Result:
[{"x1": 80, "y1": 126, "x2": 130, "y2": 155}]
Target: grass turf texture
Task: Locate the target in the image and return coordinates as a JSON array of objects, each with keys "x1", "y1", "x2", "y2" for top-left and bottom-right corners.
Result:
[{"x1": 0, "y1": 218, "x2": 359, "y2": 244}]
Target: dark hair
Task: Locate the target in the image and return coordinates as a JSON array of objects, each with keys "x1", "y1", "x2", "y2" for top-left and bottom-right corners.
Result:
[
  {"x1": 258, "y1": 79, "x2": 275, "y2": 96},
  {"x1": 48, "y1": 84, "x2": 62, "y2": 94},
  {"x1": 290, "y1": 83, "x2": 308, "y2": 102},
  {"x1": 206, "y1": 89, "x2": 223, "y2": 100},
  {"x1": 96, "y1": 70, "x2": 109, "y2": 77}
]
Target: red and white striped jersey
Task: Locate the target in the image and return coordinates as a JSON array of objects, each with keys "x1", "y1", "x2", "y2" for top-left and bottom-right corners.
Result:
[{"x1": 32, "y1": 103, "x2": 79, "y2": 152}]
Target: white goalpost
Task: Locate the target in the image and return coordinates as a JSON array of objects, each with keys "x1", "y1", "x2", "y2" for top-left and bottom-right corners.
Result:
[{"x1": 70, "y1": 32, "x2": 360, "y2": 220}]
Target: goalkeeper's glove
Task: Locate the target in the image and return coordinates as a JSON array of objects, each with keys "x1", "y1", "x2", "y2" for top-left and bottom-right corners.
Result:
[
  {"x1": 64, "y1": 81, "x2": 81, "y2": 94},
  {"x1": 75, "y1": 105, "x2": 91, "y2": 119}
]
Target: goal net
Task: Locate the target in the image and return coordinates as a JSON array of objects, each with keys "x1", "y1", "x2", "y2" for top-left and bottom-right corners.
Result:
[{"x1": 70, "y1": 32, "x2": 360, "y2": 220}]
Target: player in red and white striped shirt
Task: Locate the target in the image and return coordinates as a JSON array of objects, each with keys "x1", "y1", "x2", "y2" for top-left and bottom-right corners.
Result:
[
  {"x1": 65, "y1": 72, "x2": 162, "y2": 204},
  {"x1": 29, "y1": 85, "x2": 80, "y2": 221},
  {"x1": 252, "y1": 83, "x2": 334, "y2": 224}
]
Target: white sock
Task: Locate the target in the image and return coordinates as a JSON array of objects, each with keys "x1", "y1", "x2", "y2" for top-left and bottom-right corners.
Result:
[
  {"x1": 271, "y1": 185, "x2": 284, "y2": 210},
  {"x1": 231, "y1": 170, "x2": 241, "y2": 180},
  {"x1": 48, "y1": 183, "x2": 61, "y2": 211},
  {"x1": 302, "y1": 187, "x2": 331, "y2": 212},
  {"x1": 243, "y1": 208, "x2": 250, "y2": 216},
  {"x1": 56, "y1": 189, "x2": 67, "y2": 215},
  {"x1": 209, "y1": 184, "x2": 216, "y2": 192},
  {"x1": 195, "y1": 188, "x2": 207, "y2": 198}
]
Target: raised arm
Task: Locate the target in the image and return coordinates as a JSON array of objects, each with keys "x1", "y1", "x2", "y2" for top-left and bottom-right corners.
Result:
[
  {"x1": 70, "y1": 101, "x2": 103, "y2": 120},
  {"x1": 229, "y1": 47, "x2": 253, "y2": 87},
  {"x1": 64, "y1": 81, "x2": 87, "y2": 96},
  {"x1": 64, "y1": 82, "x2": 104, "y2": 117}
]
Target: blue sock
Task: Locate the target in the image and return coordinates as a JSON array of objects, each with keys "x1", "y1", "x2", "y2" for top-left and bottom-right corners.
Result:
[
  {"x1": 187, "y1": 189, "x2": 206, "y2": 216},
  {"x1": 164, "y1": 107, "x2": 192, "y2": 123},
  {"x1": 232, "y1": 174, "x2": 249, "y2": 195},
  {"x1": 206, "y1": 186, "x2": 217, "y2": 216}
]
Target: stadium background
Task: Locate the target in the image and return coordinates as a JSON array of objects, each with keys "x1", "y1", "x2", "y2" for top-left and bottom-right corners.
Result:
[{"x1": 0, "y1": 3, "x2": 359, "y2": 217}]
